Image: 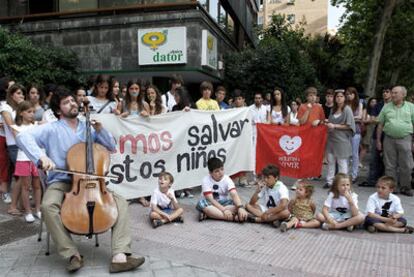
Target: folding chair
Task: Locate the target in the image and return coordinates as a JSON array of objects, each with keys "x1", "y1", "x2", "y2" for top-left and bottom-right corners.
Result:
[{"x1": 37, "y1": 169, "x2": 99, "y2": 256}]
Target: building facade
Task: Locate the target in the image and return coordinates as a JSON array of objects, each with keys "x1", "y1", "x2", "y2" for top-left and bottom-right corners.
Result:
[
  {"x1": 258, "y1": 0, "x2": 327, "y2": 35},
  {"x1": 0, "y1": 0, "x2": 258, "y2": 92}
]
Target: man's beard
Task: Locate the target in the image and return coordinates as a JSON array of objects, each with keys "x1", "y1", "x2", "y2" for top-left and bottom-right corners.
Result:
[{"x1": 63, "y1": 107, "x2": 79, "y2": 119}]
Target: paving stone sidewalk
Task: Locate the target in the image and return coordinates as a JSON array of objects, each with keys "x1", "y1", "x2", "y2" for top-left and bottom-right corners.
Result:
[{"x1": 0, "y1": 168, "x2": 414, "y2": 276}]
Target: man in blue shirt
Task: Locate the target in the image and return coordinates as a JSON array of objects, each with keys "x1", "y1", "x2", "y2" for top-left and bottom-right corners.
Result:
[{"x1": 16, "y1": 87, "x2": 145, "y2": 273}]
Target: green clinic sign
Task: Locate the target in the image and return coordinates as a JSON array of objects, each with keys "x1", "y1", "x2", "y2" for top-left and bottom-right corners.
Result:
[{"x1": 138, "y1": 27, "x2": 187, "y2": 65}]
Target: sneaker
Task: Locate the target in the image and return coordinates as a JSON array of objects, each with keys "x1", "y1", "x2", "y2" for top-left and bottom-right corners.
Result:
[
  {"x1": 66, "y1": 255, "x2": 84, "y2": 273},
  {"x1": 246, "y1": 213, "x2": 257, "y2": 223},
  {"x1": 321, "y1": 223, "x2": 330, "y2": 230},
  {"x1": 34, "y1": 211, "x2": 42, "y2": 219},
  {"x1": 404, "y1": 226, "x2": 414, "y2": 234},
  {"x1": 179, "y1": 192, "x2": 186, "y2": 199},
  {"x1": 186, "y1": 192, "x2": 194, "y2": 198},
  {"x1": 25, "y1": 213, "x2": 35, "y2": 223},
  {"x1": 272, "y1": 220, "x2": 281, "y2": 228},
  {"x1": 367, "y1": 225, "x2": 376, "y2": 233},
  {"x1": 401, "y1": 188, "x2": 414, "y2": 197},
  {"x1": 280, "y1": 222, "x2": 288, "y2": 232},
  {"x1": 323, "y1": 183, "x2": 330, "y2": 189},
  {"x1": 346, "y1": 225, "x2": 354, "y2": 232},
  {"x1": 198, "y1": 211, "x2": 207, "y2": 222},
  {"x1": 2, "y1": 193, "x2": 11, "y2": 204},
  {"x1": 152, "y1": 219, "x2": 163, "y2": 229},
  {"x1": 172, "y1": 216, "x2": 184, "y2": 223}
]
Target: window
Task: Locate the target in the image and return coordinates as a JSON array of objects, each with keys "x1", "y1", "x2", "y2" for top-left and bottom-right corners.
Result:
[
  {"x1": 59, "y1": 0, "x2": 97, "y2": 12},
  {"x1": 227, "y1": 13, "x2": 234, "y2": 37},
  {"x1": 287, "y1": 14, "x2": 295, "y2": 24},
  {"x1": 258, "y1": 15, "x2": 263, "y2": 25},
  {"x1": 29, "y1": 0, "x2": 54, "y2": 14},
  {"x1": 209, "y1": 0, "x2": 219, "y2": 22},
  {"x1": 218, "y1": 2, "x2": 227, "y2": 31},
  {"x1": 199, "y1": 0, "x2": 208, "y2": 10}
]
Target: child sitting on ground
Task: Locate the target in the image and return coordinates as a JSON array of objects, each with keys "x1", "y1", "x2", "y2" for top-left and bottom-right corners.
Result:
[
  {"x1": 245, "y1": 164, "x2": 290, "y2": 226},
  {"x1": 150, "y1": 172, "x2": 184, "y2": 228},
  {"x1": 316, "y1": 173, "x2": 365, "y2": 231},
  {"x1": 196, "y1": 157, "x2": 248, "y2": 222},
  {"x1": 280, "y1": 180, "x2": 321, "y2": 232},
  {"x1": 365, "y1": 176, "x2": 414, "y2": 233}
]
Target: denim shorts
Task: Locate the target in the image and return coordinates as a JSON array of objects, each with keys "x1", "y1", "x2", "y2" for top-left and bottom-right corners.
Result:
[
  {"x1": 329, "y1": 211, "x2": 352, "y2": 222},
  {"x1": 365, "y1": 216, "x2": 407, "y2": 227},
  {"x1": 196, "y1": 198, "x2": 234, "y2": 211},
  {"x1": 150, "y1": 207, "x2": 174, "y2": 215}
]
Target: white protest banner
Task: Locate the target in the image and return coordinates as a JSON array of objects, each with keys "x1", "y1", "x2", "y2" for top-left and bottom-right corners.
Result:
[{"x1": 92, "y1": 108, "x2": 253, "y2": 199}]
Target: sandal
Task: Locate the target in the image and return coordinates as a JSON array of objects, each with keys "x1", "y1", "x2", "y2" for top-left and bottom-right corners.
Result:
[
  {"x1": 7, "y1": 209, "x2": 22, "y2": 216},
  {"x1": 198, "y1": 211, "x2": 207, "y2": 222},
  {"x1": 404, "y1": 226, "x2": 414, "y2": 234}
]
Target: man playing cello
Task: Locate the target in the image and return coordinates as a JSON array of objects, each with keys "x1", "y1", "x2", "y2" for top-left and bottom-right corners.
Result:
[{"x1": 16, "y1": 87, "x2": 145, "y2": 273}]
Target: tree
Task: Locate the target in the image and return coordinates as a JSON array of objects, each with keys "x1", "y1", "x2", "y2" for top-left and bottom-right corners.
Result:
[
  {"x1": 224, "y1": 15, "x2": 318, "y2": 102},
  {"x1": 333, "y1": 0, "x2": 414, "y2": 96},
  {"x1": 0, "y1": 27, "x2": 81, "y2": 87}
]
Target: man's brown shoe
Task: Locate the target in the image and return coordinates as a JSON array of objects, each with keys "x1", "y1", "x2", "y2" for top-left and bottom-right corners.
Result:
[
  {"x1": 109, "y1": 256, "x2": 145, "y2": 273},
  {"x1": 66, "y1": 255, "x2": 84, "y2": 273}
]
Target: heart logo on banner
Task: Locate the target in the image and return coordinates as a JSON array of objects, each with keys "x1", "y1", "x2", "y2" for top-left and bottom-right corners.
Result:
[{"x1": 279, "y1": 135, "x2": 302, "y2": 155}]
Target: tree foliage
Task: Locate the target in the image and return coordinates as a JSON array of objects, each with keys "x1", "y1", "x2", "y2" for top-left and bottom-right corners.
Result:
[
  {"x1": 0, "y1": 27, "x2": 81, "y2": 87},
  {"x1": 224, "y1": 15, "x2": 319, "y2": 102},
  {"x1": 333, "y1": 0, "x2": 414, "y2": 94}
]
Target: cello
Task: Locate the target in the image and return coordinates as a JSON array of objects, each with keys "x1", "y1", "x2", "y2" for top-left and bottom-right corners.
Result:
[{"x1": 60, "y1": 100, "x2": 118, "y2": 237}]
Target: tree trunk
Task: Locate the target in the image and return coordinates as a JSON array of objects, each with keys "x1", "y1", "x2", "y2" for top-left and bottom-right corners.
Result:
[{"x1": 364, "y1": 0, "x2": 401, "y2": 97}]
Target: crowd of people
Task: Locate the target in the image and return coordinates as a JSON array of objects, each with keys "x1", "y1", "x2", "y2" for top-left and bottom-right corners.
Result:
[{"x1": 1, "y1": 73, "x2": 413, "y2": 273}]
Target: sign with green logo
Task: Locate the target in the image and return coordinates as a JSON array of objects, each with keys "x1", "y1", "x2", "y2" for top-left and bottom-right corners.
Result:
[
  {"x1": 201, "y1": 30, "x2": 217, "y2": 69},
  {"x1": 138, "y1": 27, "x2": 187, "y2": 65}
]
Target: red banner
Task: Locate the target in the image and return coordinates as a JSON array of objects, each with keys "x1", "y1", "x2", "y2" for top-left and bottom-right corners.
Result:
[{"x1": 256, "y1": 124, "x2": 327, "y2": 178}]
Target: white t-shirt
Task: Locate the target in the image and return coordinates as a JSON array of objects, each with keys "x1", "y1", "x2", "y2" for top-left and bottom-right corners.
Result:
[
  {"x1": 0, "y1": 102, "x2": 16, "y2": 145},
  {"x1": 0, "y1": 101, "x2": 6, "y2": 137},
  {"x1": 161, "y1": 91, "x2": 177, "y2": 112},
  {"x1": 13, "y1": 123, "x2": 37, "y2": 161},
  {"x1": 87, "y1": 96, "x2": 117, "y2": 114},
  {"x1": 270, "y1": 106, "x2": 291, "y2": 124},
  {"x1": 249, "y1": 104, "x2": 268, "y2": 125},
  {"x1": 290, "y1": 112, "x2": 299, "y2": 125},
  {"x1": 324, "y1": 192, "x2": 359, "y2": 213},
  {"x1": 200, "y1": 174, "x2": 236, "y2": 201},
  {"x1": 365, "y1": 192, "x2": 404, "y2": 216},
  {"x1": 42, "y1": 108, "x2": 58, "y2": 123},
  {"x1": 258, "y1": 181, "x2": 289, "y2": 209},
  {"x1": 150, "y1": 187, "x2": 177, "y2": 209}
]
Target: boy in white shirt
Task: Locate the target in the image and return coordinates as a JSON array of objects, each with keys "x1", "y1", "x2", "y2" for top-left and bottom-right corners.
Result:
[
  {"x1": 150, "y1": 172, "x2": 184, "y2": 228},
  {"x1": 246, "y1": 164, "x2": 290, "y2": 226},
  {"x1": 196, "y1": 158, "x2": 248, "y2": 222},
  {"x1": 365, "y1": 176, "x2": 413, "y2": 233}
]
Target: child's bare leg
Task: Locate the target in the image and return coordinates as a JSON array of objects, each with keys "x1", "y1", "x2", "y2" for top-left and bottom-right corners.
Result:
[
  {"x1": 300, "y1": 219, "x2": 321, "y2": 228},
  {"x1": 203, "y1": 206, "x2": 231, "y2": 221},
  {"x1": 373, "y1": 222, "x2": 406, "y2": 233},
  {"x1": 150, "y1": 211, "x2": 164, "y2": 221},
  {"x1": 245, "y1": 203, "x2": 263, "y2": 217},
  {"x1": 285, "y1": 217, "x2": 298, "y2": 229},
  {"x1": 316, "y1": 213, "x2": 326, "y2": 223},
  {"x1": 263, "y1": 209, "x2": 290, "y2": 223},
  {"x1": 20, "y1": 177, "x2": 31, "y2": 214},
  {"x1": 168, "y1": 208, "x2": 184, "y2": 221},
  {"x1": 334, "y1": 213, "x2": 365, "y2": 229},
  {"x1": 32, "y1": 177, "x2": 41, "y2": 212},
  {"x1": 8, "y1": 180, "x2": 22, "y2": 211}
]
